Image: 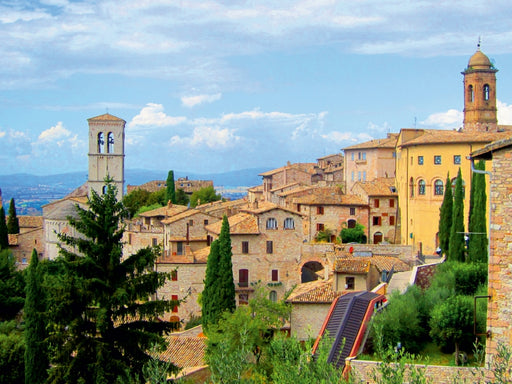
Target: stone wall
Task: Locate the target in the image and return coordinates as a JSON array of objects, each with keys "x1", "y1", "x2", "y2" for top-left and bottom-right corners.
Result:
[
  {"x1": 349, "y1": 359, "x2": 483, "y2": 383},
  {"x1": 290, "y1": 302, "x2": 331, "y2": 341}
]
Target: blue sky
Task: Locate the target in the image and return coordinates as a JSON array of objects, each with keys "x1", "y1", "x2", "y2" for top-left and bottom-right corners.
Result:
[{"x1": 1, "y1": 0, "x2": 512, "y2": 176}]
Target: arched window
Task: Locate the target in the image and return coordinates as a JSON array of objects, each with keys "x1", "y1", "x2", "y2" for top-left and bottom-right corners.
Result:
[
  {"x1": 434, "y1": 179, "x2": 444, "y2": 196},
  {"x1": 451, "y1": 178, "x2": 466, "y2": 197},
  {"x1": 97, "y1": 132, "x2": 105, "y2": 153},
  {"x1": 107, "y1": 132, "x2": 114, "y2": 153},
  {"x1": 102, "y1": 185, "x2": 108, "y2": 195},
  {"x1": 468, "y1": 85, "x2": 474, "y2": 102},
  {"x1": 269, "y1": 290, "x2": 277, "y2": 302},
  {"x1": 284, "y1": 217, "x2": 295, "y2": 230},
  {"x1": 266, "y1": 217, "x2": 278, "y2": 230},
  {"x1": 483, "y1": 84, "x2": 490, "y2": 101},
  {"x1": 410, "y1": 177, "x2": 414, "y2": 197},
  {"x1": 418, "y1": 179, "x2": 426, "y2": 195}
]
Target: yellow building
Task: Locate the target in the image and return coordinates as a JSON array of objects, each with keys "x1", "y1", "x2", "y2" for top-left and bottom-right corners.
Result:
[{"x1": 396, "y1": 47, "x2": 512, "y2": 255}]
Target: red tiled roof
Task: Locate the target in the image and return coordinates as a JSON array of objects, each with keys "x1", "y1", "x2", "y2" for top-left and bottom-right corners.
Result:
[
  {"x1": 18, "y1": 216, "x2": 43, "y2": 228},
  {"x1": 259, "y1": 162, "x2": 317, "y2": 177},
  {"x1": 286, "y1": 279, "x2": 341, "y2": 304},
  {"x1": 343, "y1": 133, "x2": 398, "y2": 150},
  {"x1": 160, "y1": 335, "x2": 207, "y2": 368},
  {"x1": 351, "y1": 178, "x2": 397, "y2": 196},
  {"x1": 206, "y1": 212, "x2": 259, "y2": 235},
  {"x1": 293, "y1": 187, "x2": 366, "y2": 206},
  {"x1": 399, "y1": 129, "x2": 511, "y2": 147},
  {"x1": 87, "y1": 113, "x2": 126, "y2": 122},
  {"x1": 333, "y1": 256, "x2": 410, "y2": 273},
  {"x1": 160, "y1": 208, "x2": 203, "y2": 224},
  {"x1": 333, "y1": 259, "x2": 371, "y2": 274}
]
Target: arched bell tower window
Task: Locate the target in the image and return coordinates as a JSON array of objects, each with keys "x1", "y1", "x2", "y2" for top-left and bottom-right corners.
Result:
[
  {"x1": 107, "y1": 132, "x2": 114, "y2": 153},
  {"x1": 410, "y1": 177, "x2": 414, "y2": 197},
  {"x1": 483, "y1": 84, "x2": 490, "y2": 101},
  {"x1": 97, "y1": 132, "x2": 105, "y2": 153},
  {"x1": 468, "y1": 85, "x2": 474, "y2": 102}
]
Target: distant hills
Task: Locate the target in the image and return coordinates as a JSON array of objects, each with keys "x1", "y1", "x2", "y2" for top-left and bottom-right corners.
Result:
[{"x1": 0, "y1": 167, "x2": 269, "y2": 215}]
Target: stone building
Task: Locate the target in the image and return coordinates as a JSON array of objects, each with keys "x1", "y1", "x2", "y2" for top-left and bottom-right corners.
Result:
[
  {"x1": 8, "y1": 216, "x2": 44, "y2": 268},
  {"x1": 291, "y1": 186, "x2": 369, "y2": 243},
  {"x1": 126, "y1": 177, "x2": 214, "y2": 196},
  {"x1": 259, "y1": 162, "x2": 319, "y2": 201},
  {"x1": 206, "y1": 201, "x2": 307, "y2": 306},
  {"x1": 343, "y1": 133, "x2": 398, "y2": 193},
  {"x1": 471, "y1": 137, "x2": 512, "y2": 377},
  {"x1": 351, "y1": 178, "x2": 399, "y2": 244}
]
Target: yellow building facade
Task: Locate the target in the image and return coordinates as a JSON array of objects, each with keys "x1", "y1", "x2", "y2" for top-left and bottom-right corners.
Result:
[{"x1": 396, "y1": 48, "x2": 512, "y2": 255}]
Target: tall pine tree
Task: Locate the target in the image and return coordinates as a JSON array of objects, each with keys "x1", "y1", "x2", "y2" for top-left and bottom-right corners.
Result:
[
  {"x1": 201, "y1": 215, "x2": 236, "y2": 333},
  {"x1": 202, "y1": 239, "x2": 221, "y2": 332},
  {"x1": 166, "y1": 170, "x2": 176, "y2": 204},
  {"x1": 449, "y1": 168, "x2": 465, "y2": 262},
  {"x1": 0, "y1": 207, "x2": 9, "y2": 250},
  {"x1": 46, "y1": 182, "x2": 179, "y2": 384},
  {"x1": 24, "y1": 249, "x2": 49, "y2": 384},
  {"x1": 218, "y1": 215, "x2": 236, "y2": 314},
  {"x1": 438, "y1": 173, "x2": 453, "y2": 256},
  {"x1": 468, "y1": 160, "x2": 488, "y2": 263},
  {"x1": 7, "y1": 198, "x2": 20, "y2": 234}
]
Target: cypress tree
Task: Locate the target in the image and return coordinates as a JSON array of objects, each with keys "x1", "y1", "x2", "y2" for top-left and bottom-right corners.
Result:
[
  {"x1": 449, "y1": 168, "x2": 465, "y2": 262},
  {"x1": 468, "y1": 160, "x2": 488, "y2": 263},
  {"x1": 438, "y1": 173, "x2": 453, "y2": 256},
  {"x1": 7, "y1": 198, "x2": 20, "y2": 234},
  {"x1": 0, "y1": 207, "x2": 9, "y2": 250},
  {"x1": 166, "y1": 170, "x2": 176, "y2": 204},
  {"x1": 218, "y1": 215, "x2": 236, "y2": 314},
  {"x1": 202, "y1": 239, "x2": 221, "y2": 332},
  {"x1": 46, "y1": 182, "x2": 179, "y2": 383},
  {"x1": 24, "y1": 249, "x2": 49, "y2": 384}
]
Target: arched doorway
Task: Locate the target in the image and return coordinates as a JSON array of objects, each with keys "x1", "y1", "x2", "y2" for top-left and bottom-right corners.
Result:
[
  {"x1": 301, "y1": 261, "x2": 324, "y2": 283},
  {"x1": 373, "y1": 231, "x2": 383, "y2": 244}
]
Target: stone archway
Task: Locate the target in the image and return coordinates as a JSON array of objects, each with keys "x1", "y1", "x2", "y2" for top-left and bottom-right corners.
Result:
[
  {"x1": 373, "y1": 231, "x2": 383, "y2": 244},
  {"x1": 301, "y1": 261, "x2": 324, "y2": 283}
]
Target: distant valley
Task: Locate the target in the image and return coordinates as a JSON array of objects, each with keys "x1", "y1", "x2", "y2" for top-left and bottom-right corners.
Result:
[{"x1": 0, "y1": 168, "x2": 269, "y2": 215}]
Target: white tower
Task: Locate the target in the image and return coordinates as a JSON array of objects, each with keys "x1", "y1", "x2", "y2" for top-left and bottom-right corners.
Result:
[{"x1": 87, "y1": 113, "x2": 125, "y2": 201}]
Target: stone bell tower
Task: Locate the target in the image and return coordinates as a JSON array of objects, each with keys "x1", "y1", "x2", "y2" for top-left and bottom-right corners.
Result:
[
  {"x1": 87, "y1": 113, "x2": 125, "y2": 201},
  {"x1": 462, "y1": 45, "x2": 498, "y2": 133}
]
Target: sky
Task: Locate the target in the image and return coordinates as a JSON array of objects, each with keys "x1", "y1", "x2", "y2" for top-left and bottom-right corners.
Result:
[{"x1": 1, "y1": 0, "x2": 512, "y2": 176}]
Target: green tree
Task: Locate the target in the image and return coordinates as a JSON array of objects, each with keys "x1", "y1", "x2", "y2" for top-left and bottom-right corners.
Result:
[
  {"x1": 202, "y1": 240, "x2": 221, "y2": 331},
  {"x1": 190, "y1": 186, "x2": 221, "y2": 208},
  {"x1": 429, "y1": 295, "x2": 473, "y2": 365},
  {"x1": 448, "y1": 168, "x2": 465, "y2": 262},
  {"x1": 0, "y1": 249, "x2": 25, "y2": 321},
  {"x1": 438, "y1": 173, "x2": 453, "y2": 256},
  {"x1": 340, "y1": 222, "x2": 367, "y2": 244},
  {"x1": 146, "y1": 188, "x2": 166, "y2": 206},
  {"x1": 0, "y1": 207, "x2": 9, "y2": 250},
  {"x1": 122, "y1": 189, "x2": 150, "y2": 217},
  {"x1": 46, "y1": 182, "x2": 179, "y2": 384},
  {"x1": 218, "y1": 215, "x2": 236, "y2": 315},
  {"x1": 7, "y1": 198, "x2": 20, "y2": 234},
  {"x1": 467, "y1": 160, "x2": 488, "y2": 263},
  {"x1": 206, "y1": 288, "x2": 290, "y2": 382},
  {"x1": 0, "y1": 321, "x2": 25, "y2": 384},
  {"x1": 24, "y1": 249, "x2": 49, "y2": 384},
  {"x1": 175, "y1": 188, "x2": 189, "y2": 206},
  {"x1": 315, "y1": 228, "x2": 334, "y2": 243},
  {"x1": 166, "y1": 170, "x2": 176, "y2": 204}
]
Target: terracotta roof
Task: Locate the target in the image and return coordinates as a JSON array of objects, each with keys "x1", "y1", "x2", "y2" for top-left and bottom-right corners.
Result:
[
  {"x1": 293, "y1": 187, "x2": 367, "y2": 206},
  {"x1": 197, "y1": 198, "x2": 247, "y2": 214},
  {"x1": 193, "y1": 247, "x2": 210, "y2": 263},
  {"x1": 286, "y1": 279, "x2": 341, "y2": 304},
  {"x1": 259, "y1": 162, "x2": 317, "y2": 177},
  {"x1": 160, "y1": 208, "x2": 202, "y2": 224},
  {"x1": 18, "y1": 216, "x2": 43, "y2": 228},
  {"x1": 334, "y1": 256, "x2": 410, "y2": 273},
  {"x1": 399, "y1": 129, "x2": 511, "y2": 147},
  {"x1": 206, "y1": 212, "x2": 259, "y2": 235},
  {"x1": 343, "y1": 133, "x2": 398, "y2": 150},
  {"x1": 276, "y1": 185, "x2": 316, "y2": 198},
  {"x1": 472, "y1": 136, "x2": 512, "y2": 160},
  {"x1": 270, "y1": 182, "x2": 303, "y2": 193},
  {"x1": 351, "y1": 178, "x2": 397, "y2": 197},
  {"x1": 138, "y1": 204, "x2": 188, "y2": 218},
  {"x1": 87, "y1": 113, "x2": 126, "y2": 123},
  {"x1": 317, "y1": 153, "x2": 343, "y2": 161},
  {"x1": 160, "y1": 335, "x2": 207, "y2": 369},
  {"x1": 247, "y1": 185, "x2": 263, "y2": 192},
  {"x1": 65, "y1": 183, "x2": 89, "y2": 198},
  {"x1": 333, "y1": 258, "x2": 371, "y2": 274}
]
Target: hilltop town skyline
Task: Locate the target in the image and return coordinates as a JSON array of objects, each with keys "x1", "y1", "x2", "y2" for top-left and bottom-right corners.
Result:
[{"x1": 2, "y1": 1, "x2": 512, "y2": 176}]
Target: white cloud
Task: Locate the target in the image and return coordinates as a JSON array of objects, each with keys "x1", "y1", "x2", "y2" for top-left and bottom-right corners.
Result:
[
  {"x1": 497, "y1": 100, "x2": 512, "y2": 125},
  {"x1": 321, "y1": 131, "x2": 353, "y2": 143},
  {"x1": 0, "y1": 131, "x2": 5, "y2": 138},
  {"x1": 181, "y1": 93, "x2": 222, "y2": 107},
  {"x1": 170, "y1": 125, "x2": 239, "y2": 148},
  {"x1": 128, "y1": 104, "x2": 187, "y2": 129},
  {"x1": 38, "y1": 122, "x2": 71, "y2": 142},
  {"x1": 421, "y1": 109, "x2": 463, "y2": 129}
]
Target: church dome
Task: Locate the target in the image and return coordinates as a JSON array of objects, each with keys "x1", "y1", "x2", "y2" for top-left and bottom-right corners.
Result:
[{"x1": 468, "y1": 50, "x2": 492, "y2": 69}]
